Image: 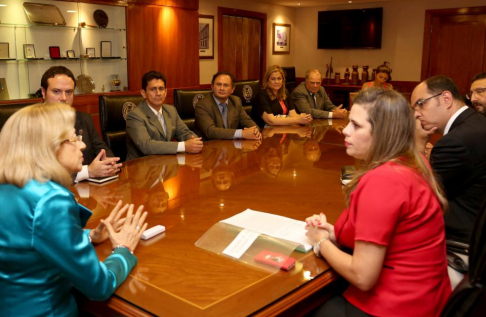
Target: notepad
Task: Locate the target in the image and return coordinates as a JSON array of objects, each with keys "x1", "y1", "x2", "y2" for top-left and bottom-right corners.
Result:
[{"x1": 86, "y1": 174, "x2": 119, "y2": 184}]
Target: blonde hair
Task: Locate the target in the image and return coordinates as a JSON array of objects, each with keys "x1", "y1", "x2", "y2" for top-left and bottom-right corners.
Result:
[
  {"x1": 344, "y1": 89, "x2": 448, "y2": 210},
  {"x1": 263, "y1": 65, "x2": 287, "y2": 101},
  {"x1": 0, "y1": 103, "x2": 76, "y2": 187}
]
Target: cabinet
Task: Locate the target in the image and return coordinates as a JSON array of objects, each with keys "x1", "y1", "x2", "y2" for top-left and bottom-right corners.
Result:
[{"x1": 0, "y1": 0, "x2": 127, "y2": 101}]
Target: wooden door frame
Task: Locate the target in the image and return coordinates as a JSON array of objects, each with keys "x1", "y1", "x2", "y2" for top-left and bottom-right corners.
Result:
[
  {"x1": 421, "y1": 6, "x2": 486, "y2": 81},
  {"x1": 217, "y1": 7, "x2": 267, "y2": 82}
]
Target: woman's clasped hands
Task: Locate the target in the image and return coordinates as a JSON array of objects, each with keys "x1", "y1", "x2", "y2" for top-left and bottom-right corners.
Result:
[{"x1": 305, "y1": 212, "x2": 336, "y2": 245}]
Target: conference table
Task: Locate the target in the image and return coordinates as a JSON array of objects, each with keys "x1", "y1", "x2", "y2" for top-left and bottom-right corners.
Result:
[{"x1": 75, "y1": 119, "x2": 355, "y2": 317}]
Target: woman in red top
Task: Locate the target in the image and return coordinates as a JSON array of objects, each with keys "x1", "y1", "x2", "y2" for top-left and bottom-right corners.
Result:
[
  {"x1": 306, "y1": 88, "x2": 451, "y2": 317},
  {"x1": 251, "y1": 65, "x2": 312, "y2": 127},
  {"x1": 361, "y1": 64, "x2": 393, "y2": 91}
]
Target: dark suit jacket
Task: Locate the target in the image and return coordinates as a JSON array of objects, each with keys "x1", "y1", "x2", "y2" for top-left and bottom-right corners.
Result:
[
  {"x1": 195, "y1": 94, "x2": 257, "y2": 140},
  {"x1": 431, "y1": 107, "x2": 486, "y2": 243},
  {"x1": 291, "y1": 83, "x2": 336, "y2": 119},
  {"x1": 251, "y1": 88, "x2": 294, "y2": 127},
  {"x1": 75, "y1": 111, "x2": 114, "y2": 164},
  {"x1": 126, "y1": 101, "x2": 196, "y2": 161}
]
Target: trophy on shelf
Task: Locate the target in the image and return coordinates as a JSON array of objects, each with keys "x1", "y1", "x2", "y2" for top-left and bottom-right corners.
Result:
[
  {"x1": 110, "y1": 74, "x2": 121, "y2": 92},
  {"x1": 343, "y1": 68, "x2": 350, "y2": 85},
  {"x1": 351, "y1": 65, "x2": 359, "y2": 85},
  {"x1": 325, "y1": 57, "x2": 333, "y2": 84}
]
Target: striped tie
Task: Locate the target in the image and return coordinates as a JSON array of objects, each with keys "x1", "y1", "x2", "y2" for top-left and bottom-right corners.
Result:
[
  {"x1": 220, "y1": 103, "x2": 228, "y2": 128},
  {"x1": 311, "y1": 93, "x2": 317, "y2": 109},
  {"x1": 156, "y1": 111, "x2": 167, "y2": 136}
]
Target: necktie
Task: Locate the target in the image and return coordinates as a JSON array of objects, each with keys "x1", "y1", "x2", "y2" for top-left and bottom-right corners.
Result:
[
  {"x1": 311, "y1": 93, "x2": 318, "y2": 109},
  {"x1": 220, "y1": 103, "x2": 228, "y2": 128},
  {"x1": 156, "y1": 111, "x2": 167, "y2": 136}
]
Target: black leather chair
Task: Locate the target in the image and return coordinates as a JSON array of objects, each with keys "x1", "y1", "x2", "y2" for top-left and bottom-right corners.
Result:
[
  {"x1": 233, "y1": 79, "x2": 260, "y2": 116},
  {"x1": 0, "y1": 103, "x2": 32, "y2": 132},
  {"x1": 99, "y1": 95, "x2": 144, "y2": 162},
  {"x1": 440, "y1": 202, "x2": 486, "y2": 317},
  {"x1": 173, "y1": 88, "x2": 211, "y2": 132},
  {"x1": 282, "y1": 66, "x2": 296, "y2": 93}
]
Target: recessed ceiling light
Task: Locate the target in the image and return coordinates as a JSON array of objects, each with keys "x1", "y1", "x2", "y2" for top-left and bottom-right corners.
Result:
[
  {"x1": 0, "y1": 4, "x2": 8, "y2": 6},
  {"x1": 298, "y1": 3, "x2": 301, "y2": 5},
  {"x1": 67, "y1": 10, "x2": 77, "y2": 13},
  {"x1": 348, "y1": 1, "x2": 353, "y2": 3}
]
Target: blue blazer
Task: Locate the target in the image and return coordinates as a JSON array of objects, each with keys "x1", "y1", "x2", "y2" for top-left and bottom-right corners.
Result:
[{"x1": 0, "y1": 180, "x2": 137, "y2": 316}]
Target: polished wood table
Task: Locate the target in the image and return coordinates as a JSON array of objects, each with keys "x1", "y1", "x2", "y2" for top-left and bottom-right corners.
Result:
[{"x1": 75, "y1": 119, "x2": 354, "y2": 317}]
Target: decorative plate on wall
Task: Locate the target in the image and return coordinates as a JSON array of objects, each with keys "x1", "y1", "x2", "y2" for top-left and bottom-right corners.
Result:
[
  {"x1": 76, "y1": 74, "x2": 95, "y2": 94},
  {"x1": 23, "y1": 2, "x2": 66, "y2": 26},
  {"x1": 94, "y1": 10, "x2": 108, "y2": 28}
]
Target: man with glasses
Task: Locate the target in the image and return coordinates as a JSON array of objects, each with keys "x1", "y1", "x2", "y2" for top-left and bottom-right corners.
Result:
[
  {"x1": 195, "y1": 71, "x2": 261, "y2": 141},
  {"x1": 291, "y1": 69, "x2": 347, "y2": 119},
  {"x1": 126, "y1": 71, "x2": 203, "y2": 161},
  {"x1": 412, "y1": 75, "x2": 486, "y2": 252},
  {"x1": 41, "y1": 66, "x2": 121, "y2": 181},
  {"x1": 468, "y1": 72, "x2": 486, "y2": 115}
]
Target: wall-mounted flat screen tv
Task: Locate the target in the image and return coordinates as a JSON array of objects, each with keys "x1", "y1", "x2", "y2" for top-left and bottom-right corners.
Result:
[{"x1": 318, "y1": 8, "x2": 383, "y2": 49}]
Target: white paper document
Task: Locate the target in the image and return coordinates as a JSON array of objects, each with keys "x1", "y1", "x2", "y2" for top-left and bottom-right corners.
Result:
[
  {"x1": 222, "y1": 229, "x2": 260, "y2": 259},
  {"x1": 221, "y1": 209, "x2": 312, "y2": 252}
]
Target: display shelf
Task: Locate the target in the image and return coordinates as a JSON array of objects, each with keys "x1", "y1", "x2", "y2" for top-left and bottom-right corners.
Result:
[{"x1": 0, "y1": 0, "x2": 127, "y2": 101}]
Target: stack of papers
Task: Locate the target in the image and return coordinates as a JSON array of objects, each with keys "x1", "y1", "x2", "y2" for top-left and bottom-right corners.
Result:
[{"x1": 220, "y1": 209, "x2": 312, "y2": 252}]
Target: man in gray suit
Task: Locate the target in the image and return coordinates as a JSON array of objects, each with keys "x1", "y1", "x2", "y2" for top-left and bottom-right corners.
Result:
[
  {"x1": 195, "y1": 71, "x2": 261, "y2": 141},
  {"x1": 291, "y1": 69, "x2": 347, "y2": 119},
  {"x1": 126, "y1": 71, "x2": 203, "y2": 160}
]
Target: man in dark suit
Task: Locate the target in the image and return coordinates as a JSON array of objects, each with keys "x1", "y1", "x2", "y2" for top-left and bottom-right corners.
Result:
[
  {"x1": 291, "y1": 69, "x2": 347, "y2": 119},
  {"x1": 126, "y1": 71, "x2": 203, "y2": 160},
  {"x1": 41, "y1": 66, "x2": 121, "y2": 182},
  {"x1": 413, "y1": 75, "x2": 486, "y2": 245},
  {"x1": 195, "y1": 71, "x2": 261, "y2": 141},
  {"x1": 468, "y1": 72, "x2": 486, "y2": 115}
]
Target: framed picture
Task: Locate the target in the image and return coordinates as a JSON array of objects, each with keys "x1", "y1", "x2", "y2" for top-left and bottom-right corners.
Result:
[
  {"x1": 86, "y1": 47, "x2": 95, "y2": 58},
  {"x1": 23, "y1": 44, "x2": 36, "y2": 59},
  {"x1": 198, "y1": 15, "x2": 214, "y2": 59},
  {"x1": 0, "y1": 42, "x2": 9, "y2": 59},
  {"x1": 49, "y1": 46, "x2": 61, "y2": 59},
  {"x1": 272, "y1": 23, "x2": 291, "y2": 55},
  {"x1": 66, "y1": 50, "x2": 75, "y2": 59},
  {"x1": 100, "y1": 41, "x2": 112, "y2": 58}
]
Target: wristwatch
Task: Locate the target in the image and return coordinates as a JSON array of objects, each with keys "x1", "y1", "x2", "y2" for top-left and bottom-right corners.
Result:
[{"x1": 313, "y1": 236, "x2": 330, "y2": 257}]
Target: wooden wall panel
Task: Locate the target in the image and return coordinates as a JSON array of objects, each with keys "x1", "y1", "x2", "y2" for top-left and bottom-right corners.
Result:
[
  {"x1": 248, "y1": 19, "x2": 261, "y2": 80},
  {"x1": 218, "y1": 8, "x2": 267, "y2": 82},
  {"x1": 127, "y1": 4, "x2": 199, "y2": 90},
  {"x1": 241, "y1": 19, "x2": 249, "y2": 80}
]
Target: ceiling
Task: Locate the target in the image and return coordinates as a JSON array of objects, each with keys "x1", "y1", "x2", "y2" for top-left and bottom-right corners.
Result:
[{"x1": 248, "y1": 0, "x2": 402, "y2": 8}]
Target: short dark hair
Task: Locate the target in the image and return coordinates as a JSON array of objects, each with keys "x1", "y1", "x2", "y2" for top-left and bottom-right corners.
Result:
[
  {"x1": 211, "y1": 71, "x2": 235, "y2": 88},
  {"x1": 41, "y1": 66, "x2": 76, "y2": 90},
  {"x1": 142, "y1": 71, "x2": 167, "y2": 90},
  {"x1": 424, "y1": 75, "x2": 463, "y2": 101},
  {"x1": 471, "y1": 72, "x2": 486, "y2": 84}
]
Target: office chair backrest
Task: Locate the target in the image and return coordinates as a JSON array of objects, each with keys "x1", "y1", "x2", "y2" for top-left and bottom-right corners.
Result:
[
  {"x1": 99, "y1": 95, "x2": 144, "y2": 162},
  {"x1": 232, "y1": 79, "x2": 260, "y2": 116},
  {"x1": 440, "y1": 202, "x2": 486, "y2": 317},
  {"x1": 173, "y1": 88, "x2": 211, "y2": 132}
]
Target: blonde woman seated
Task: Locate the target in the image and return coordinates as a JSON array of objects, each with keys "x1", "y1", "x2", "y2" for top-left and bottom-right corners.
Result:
[
  {"x1": 361, "y1": 64, "x2": 393, "y2": 90},
  {"x1": 251, "y1": 65, "x2": 312, "y2": 127},
  {"x1": 306, "y1": 89, "x2": 451, "y2": 317},
  {"x1": 0, "y1": 103, "x2": 147, "y2": 316}
]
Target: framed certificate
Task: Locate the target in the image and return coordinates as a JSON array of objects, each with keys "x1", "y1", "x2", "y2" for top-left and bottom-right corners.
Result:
[
  {"x1": 100, "y1": 41, "x2": 112, "y2": 58},
  {"x1": 66, "y1": 50, "x2": 75, "y2": 59},
  {"x1": 86, "y1": 47, "x2": 95, "y2": 58},
  {"x1": 0, "y1": 42, "x2": 9, "y2": 59},
  {"x1": 24, "y1": 44, "x2": 36, "y2": 59},
  {"x1": 49, "y1": 46, "x2": 61, "y2": 59}
]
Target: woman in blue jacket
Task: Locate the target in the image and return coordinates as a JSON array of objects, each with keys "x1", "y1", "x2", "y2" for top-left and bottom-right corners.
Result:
[{"x1": 0, "y1": 103, "x2": 147, "y2": 316}]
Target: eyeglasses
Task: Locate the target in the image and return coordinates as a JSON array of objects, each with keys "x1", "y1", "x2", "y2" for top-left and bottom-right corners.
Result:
[
  {"x1": 466, "y1": 87, "x2": 486, "y2": 100},
  {"x1": 414, "y1": 92, "x2": 443, "y2": 110},
  {"x1": 64, "y1": 134, "x2": 82, "y2": 143}
]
